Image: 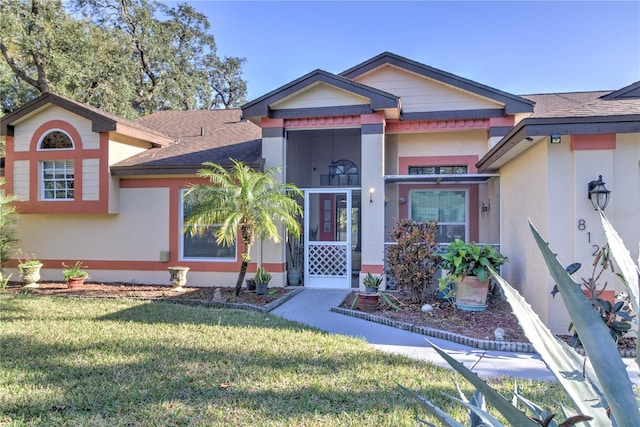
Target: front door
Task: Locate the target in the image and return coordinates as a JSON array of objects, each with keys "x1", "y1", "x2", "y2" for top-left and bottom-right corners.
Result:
[{"x1": 304, "y1": 189, "x2": 351, "y2": 288}]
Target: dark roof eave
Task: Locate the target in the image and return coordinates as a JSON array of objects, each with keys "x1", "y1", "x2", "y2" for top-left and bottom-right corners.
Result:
[
  {"x1": 477, "y1": 114, "x2": 640, "y2": 171},
  {"x1": 1, "y1": 93, "x2": 117, "y2": 137},
  {"x1": 111, "y1": 160, "x2": 266, "y2": 177}
]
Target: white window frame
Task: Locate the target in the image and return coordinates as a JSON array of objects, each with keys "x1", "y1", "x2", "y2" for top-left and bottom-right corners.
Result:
[
  {"x1": 179, "y1": 189, "x2": 237, "y2": 262},
  {"x1": 37, "y1": 129, "x2": 75, "y2": 151},
  {"x1": 408, "y1": 189, "x2": 469, "y2": 243},
  {"x1": 41, "y1": 160, "x2": 75, "y2": 201}
]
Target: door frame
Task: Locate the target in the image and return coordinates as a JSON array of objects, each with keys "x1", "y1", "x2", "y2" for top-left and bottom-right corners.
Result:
[{"x1": 303, "y1": 188, "x2": 352, "y2": 288}]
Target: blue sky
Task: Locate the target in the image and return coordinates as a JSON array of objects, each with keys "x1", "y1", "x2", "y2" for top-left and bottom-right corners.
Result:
[{"x1": 164, "y1": 1, "x2": 640, "y2": 101}]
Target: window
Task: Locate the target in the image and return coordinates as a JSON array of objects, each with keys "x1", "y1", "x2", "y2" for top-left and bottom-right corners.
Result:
[
  {"x1": 181, "y1": 190, "x2": 235, "y2": 260},
  {"x1": 410, "y1": 190, "x2": 466, "y2": 243},
  {"x1": 408, "y1": 166, "x2": 468, "y2": 175},
  {"x1": 42, "y1": 160, "x2": 74, "y2": 200},
  {"x1": 39, "y1": 130, "x2": 74, "y2": 149},
  {"x1": 38, "y1": 130, "x2": 76, "y2": 200}
]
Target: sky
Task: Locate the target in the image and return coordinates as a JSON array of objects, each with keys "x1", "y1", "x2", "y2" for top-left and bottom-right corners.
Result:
[{"x1": 161, "y1": 1, "x2": 640, "y2": 102}]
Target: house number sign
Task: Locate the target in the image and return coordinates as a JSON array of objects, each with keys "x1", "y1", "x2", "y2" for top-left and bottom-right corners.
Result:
[{"x1": 578, "y1": 219, "x2": 601, "y2": 256}]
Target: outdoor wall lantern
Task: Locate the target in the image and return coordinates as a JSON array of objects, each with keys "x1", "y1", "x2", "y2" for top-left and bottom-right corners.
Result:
[
  {"x1": 369, "y1": 187, "x2": 375, "y2": 204},
  {"x1": 588, "y1": 175, "x2": 611, "y2": 211},
  {"x1": 550, "y1": 133, "x2": 561, "y2": 144},
  {"x1": 328, "y1": 161, "x2": 337, "y2": 178}
]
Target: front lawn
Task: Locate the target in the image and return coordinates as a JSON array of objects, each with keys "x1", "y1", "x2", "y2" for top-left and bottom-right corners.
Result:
[{"x1": 1, "y1": 294, "x2": 566, "y2": 426}]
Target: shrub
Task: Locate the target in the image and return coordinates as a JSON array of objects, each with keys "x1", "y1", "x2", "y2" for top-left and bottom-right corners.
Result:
[
  {"x1": 385, "y1": 218, "x2": 441, "y2": 304},
  {"x1": 0, "y1": 178, "x2": 19, "y2": 274}
]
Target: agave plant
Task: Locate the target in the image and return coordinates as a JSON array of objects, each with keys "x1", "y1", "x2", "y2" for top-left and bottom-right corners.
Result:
[{"x1": 401, "y1": 212, "x2": 640, "y2": 426}]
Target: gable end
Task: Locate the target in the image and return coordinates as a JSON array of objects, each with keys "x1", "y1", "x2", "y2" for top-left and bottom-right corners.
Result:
[{"x1": 341, "y1": 52, "x2": 534, "y2": 115}]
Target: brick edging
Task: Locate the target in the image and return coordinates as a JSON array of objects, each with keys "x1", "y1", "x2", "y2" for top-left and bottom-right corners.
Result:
[{"x1": 330, "y1": 306, "x2": 637, "y2": 358}]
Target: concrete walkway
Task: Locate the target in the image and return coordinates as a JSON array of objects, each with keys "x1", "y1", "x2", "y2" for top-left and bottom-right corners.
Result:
[{"x1": 271, "y1": 289, "x2": 640, "y2": 383}]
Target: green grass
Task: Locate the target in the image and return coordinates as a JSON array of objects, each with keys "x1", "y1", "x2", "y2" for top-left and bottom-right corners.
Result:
[{"x1": 0, "y1": 294, "x2": 568, "y2": 426}]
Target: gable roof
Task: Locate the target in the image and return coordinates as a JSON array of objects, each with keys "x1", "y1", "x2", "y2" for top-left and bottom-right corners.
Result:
[
  {"x1": 601, "y1": 81, "x2": 640, "y2": 100},
  {"x1": 341, "y1": 52, "x2": 535, "y2": 115},
  {"x1": 241, "y1": 69, "x2": 400, "y2": 120},
  {"x1": 0, "y1": 93, "x2": 173, "y2": 147},
  {"x1": 477, "y1": 85, "x2": 640, "y2": 171},
  {"x1": 111, "y1": 109, "x2": 262, "y2": 176}
]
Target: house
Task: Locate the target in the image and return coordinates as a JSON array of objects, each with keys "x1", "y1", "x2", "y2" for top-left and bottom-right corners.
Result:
[{"x1": 1, "y1": 52, "x2": 638, "y2": 332}]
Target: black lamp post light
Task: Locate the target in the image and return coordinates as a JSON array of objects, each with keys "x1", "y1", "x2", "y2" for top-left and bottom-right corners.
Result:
[{"x1": 587, "y1": 175, "x2": 611, "y2": 211}]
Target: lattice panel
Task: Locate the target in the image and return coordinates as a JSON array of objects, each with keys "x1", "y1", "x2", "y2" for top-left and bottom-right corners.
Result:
[{"x1": 308, "y1": 244, "x2": 348, "y2": 276}]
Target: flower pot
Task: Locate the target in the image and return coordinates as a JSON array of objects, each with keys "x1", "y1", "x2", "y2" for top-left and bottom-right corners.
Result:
[
  {"x1": 256, "y1": 282, "x2": 268, "y2": 295},
  {"x1": 168, "y1": 266, "x2": 189, "y2": 291},
  {"x1": 365, "y1": 286, "x2": 378, "y2": 293},
  {"x1": 454, "y1": 276, "x2": 489, "y2": 311},
  {"x1": 584, "y1": 289, "x2": 615, "y2": 304},
  {"x1": 357, "y1": 292, "x2": 379, "y2": 313},
  {"x1": 18, "y1": 263, "x2": 43, "y2": 288},
  {"x1": 67, "y1": 277, "x2": 86, "y2": 288},
  {"x1": 246, "y1": 278, "x2": 256, "y2": 292},
  {"x1": 287, "y1": 269, "x2": 300, "y2": 286}
]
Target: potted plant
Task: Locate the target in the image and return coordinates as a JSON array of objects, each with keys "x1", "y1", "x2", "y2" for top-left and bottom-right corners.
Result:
[
  {"x1": 438, "y1": 239, "x2": 507, "y2": 311},
  {"x1": 362, "y1": 272, "x2": 383, "y2": 293},
  {"x1": 286, "y1": 232, "x2": 302, "y2": 285},
  {"x1": 17, "y1": 252, "x2": 43, "y2": 288},
  {"x1": 62, "y1": 261, "x2": 90, "y2": 288},
  {"x1": 254, "y1": 267, "x2": 271, "y2": 295}
]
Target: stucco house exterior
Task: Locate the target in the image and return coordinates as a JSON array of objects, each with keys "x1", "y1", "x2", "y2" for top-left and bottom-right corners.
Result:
[{"x1": 1, "y1": 52, "x2": 638, "y2": 332}]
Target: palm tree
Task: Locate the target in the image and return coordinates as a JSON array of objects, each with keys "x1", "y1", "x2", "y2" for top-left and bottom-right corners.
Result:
[{"x1": 184, "y1": 160, "x2": 303, "y2": 296}]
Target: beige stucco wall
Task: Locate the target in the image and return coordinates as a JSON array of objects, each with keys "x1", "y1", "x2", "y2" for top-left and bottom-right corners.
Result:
[
  {"x1": 501, "y1": 132, "x2": 640, "y2": 333},
  {"x1": 500, "y1": 139, "x2": 552, "y2": 328},
  {"x1": 272, "y1": 83, "x2": 369, "y2": 109},
  {"x1": 11, "y1": 188, "x2": 170, "y2": 282},
  {"x1": 354, "y1": 64, "x2": 503, "y2": 113},
  {"x1": 261, "y1": 130, "x2": 287, "y2": 285},
  {"x1": 394, "y1": 130, "x2": 489, "y2": 160},
  {"x1": 360, "y1": 130, "x2": 385, "y2": 277},
  {"x1": 12, "y1": 106, "x2": 99, "y2": 152}
]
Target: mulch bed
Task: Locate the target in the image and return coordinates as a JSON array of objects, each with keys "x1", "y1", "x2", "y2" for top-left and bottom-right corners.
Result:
[
  {"x1": 340, "y1": 289, "x2": 637, "y2": 351},
  {"x1": 341, "y1": 290, "x2": 528, "y2": 343},
  {"x1": 4, "y1": 281, "x2": 292, "y2": 306}
]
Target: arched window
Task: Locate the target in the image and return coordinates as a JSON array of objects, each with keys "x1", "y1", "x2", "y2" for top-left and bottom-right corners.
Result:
[
  {"x1": 38, "y1": 130, "x2": 75, "y2": 200},
  {"x1": 39, "y1": 130, "x2": 74, "y2": 149}
]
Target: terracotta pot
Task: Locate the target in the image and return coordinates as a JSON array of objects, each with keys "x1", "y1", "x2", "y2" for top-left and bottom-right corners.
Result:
[
  {"x1": 67, "y1": 277, "x2": 86, "y2": 288},
  {"x1": 584, "y1": 289, "x2": 615, "y2": 304},
  {"x1": 357, "y1": 292, "x2": 380, "y2": 313},
  {"x1": 454, "y1": 276, "x2": 489, "y2": 311}
]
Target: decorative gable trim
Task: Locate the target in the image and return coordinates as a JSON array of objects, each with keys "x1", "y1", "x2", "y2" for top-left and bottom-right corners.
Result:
[
  {"x1": 241, "y1": 69, "x2": 399, "y2": 118},
  {"x1": 340, "y1": 52, "x2": 534, "y2": 115}
]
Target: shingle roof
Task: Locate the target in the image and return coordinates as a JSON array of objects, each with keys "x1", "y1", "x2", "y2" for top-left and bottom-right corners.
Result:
[
  {"x1": 523, "y1": 90, "x2": 640, "y2": 118},
  {"x1": 477, "y1": 85, "x2": 640, "y2": 171},
  {"x1": 110, "y1": 109, "x2": 262, "y2": 174},
  {"x1": 0, "y1": 93, "x2": 173, "y2": 146}
]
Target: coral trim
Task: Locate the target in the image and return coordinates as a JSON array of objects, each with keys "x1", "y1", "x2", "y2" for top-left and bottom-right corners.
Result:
[
  {"x1": 387, "y1": 118, "x2": 489, "y2": 133},
  {"x1": 571, "y1": 134, "x2": 616, "y2": 150},
  {"x1": 284, "y1": 115, "x2": 361, "y2": 129},
  {"x1": 361, "y1": 264, "x2": 384, "y2": 274}
]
